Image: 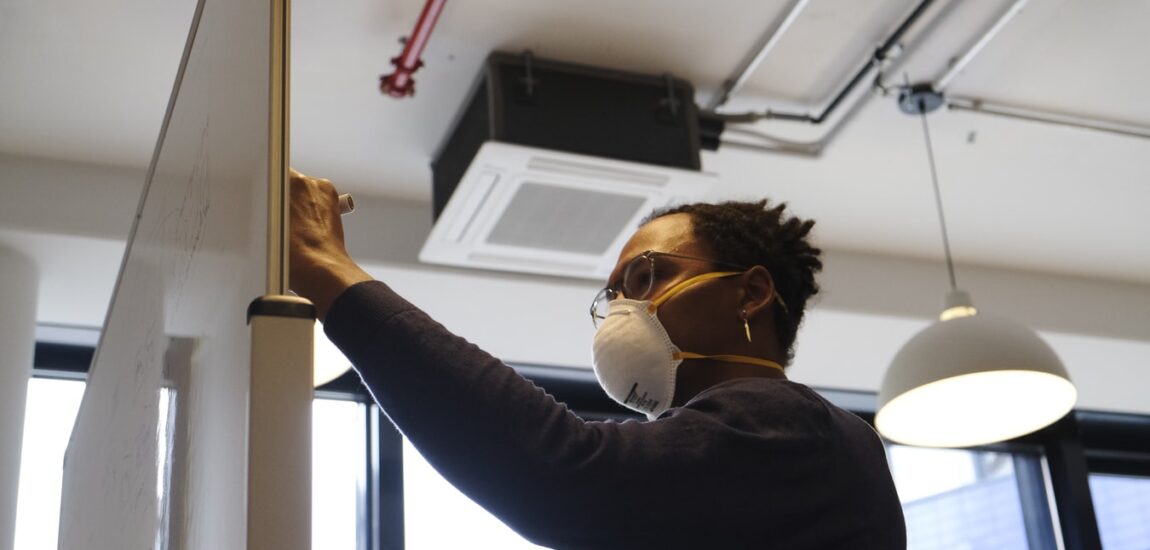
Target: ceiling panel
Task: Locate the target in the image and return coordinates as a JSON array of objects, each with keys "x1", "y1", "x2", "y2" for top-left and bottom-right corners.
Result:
[
  {"x1": 0, "y1": 0, "x2": 196, "y2": 167},
  {"x1": 739, "y1": 0, "x2": 921, "y2": 107},
  {"x1": 941, "y1": 0, "x2": 1150, "y2": 124},
  {"x1": 2, "y1": 0, "x2": 1149, "y2": 285}
]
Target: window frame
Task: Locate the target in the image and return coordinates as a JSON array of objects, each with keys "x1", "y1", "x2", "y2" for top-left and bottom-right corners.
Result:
[
  {"x1": 29, "y1": 339, "x2": 387, "y2": 550},
  {"x1": 30, "y1": 342, "x2": 1150, "y2": 550}
]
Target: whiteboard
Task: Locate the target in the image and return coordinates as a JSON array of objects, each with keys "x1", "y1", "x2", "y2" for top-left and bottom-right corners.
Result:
[{"x1": 58, "y1": 0, "x2": 295, "y2": 547}]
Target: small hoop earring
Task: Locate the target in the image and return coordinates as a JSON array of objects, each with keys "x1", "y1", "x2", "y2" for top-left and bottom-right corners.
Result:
[{"x1": 741, "y1": 310, "x2": 753, "y2": 343}]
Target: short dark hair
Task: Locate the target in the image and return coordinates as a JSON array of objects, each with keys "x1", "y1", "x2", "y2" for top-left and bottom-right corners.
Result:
[{"x1": 644, "y1": 200, "x2": 822, "y2": 365}]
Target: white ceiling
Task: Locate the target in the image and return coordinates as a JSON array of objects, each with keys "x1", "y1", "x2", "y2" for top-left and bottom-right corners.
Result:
[
  {"x1": 2, "y1": 0, "x2": 1149, "y2": 418},
  {"x1": 2, "y1": 0, "x2": 1149, "y2": 287}
]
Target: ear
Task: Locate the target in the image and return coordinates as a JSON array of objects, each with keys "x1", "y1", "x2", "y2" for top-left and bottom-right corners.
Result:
[{"x1": 739, "y1": 265, "x2": 778, "y2": 320}]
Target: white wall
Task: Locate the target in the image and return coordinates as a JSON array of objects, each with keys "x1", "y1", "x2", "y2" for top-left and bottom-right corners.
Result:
[{"x1": 2, "y1": 153, "x2": 1148, "y2": 414}]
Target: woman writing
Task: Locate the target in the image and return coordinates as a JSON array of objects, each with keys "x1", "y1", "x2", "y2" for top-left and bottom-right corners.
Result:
[{"x1": 289, "y1": 171, "x2": 906, "y2": 549}]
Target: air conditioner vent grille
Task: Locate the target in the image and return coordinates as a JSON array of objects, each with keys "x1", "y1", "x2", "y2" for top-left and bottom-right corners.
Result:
[{"x1": 486, "y1": 182, "x2": 646, "y2": 255}]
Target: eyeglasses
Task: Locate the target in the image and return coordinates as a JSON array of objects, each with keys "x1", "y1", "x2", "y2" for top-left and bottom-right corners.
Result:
[{"x1": 590, "y1": 250, "x2": 748, "y2": 328}]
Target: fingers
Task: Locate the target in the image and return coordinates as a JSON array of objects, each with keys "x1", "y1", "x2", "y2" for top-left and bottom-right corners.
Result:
[
  {"x1": 290, "y1": 168, "x2": 341, "y2": 216},
  {"x1": 289, "y1": 168, "x2": 343, "y2": 277},
  {"x1": 291, "y1": 168, "x2": 335, "y2": 193},
  {"x1": 291, "y1": 171, "x2": 353, "y2": 218}
]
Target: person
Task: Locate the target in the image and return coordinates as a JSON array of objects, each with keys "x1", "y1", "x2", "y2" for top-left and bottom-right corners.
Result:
[{"x1": 289, "y1": 170, "x2": 907, "y2": 549}]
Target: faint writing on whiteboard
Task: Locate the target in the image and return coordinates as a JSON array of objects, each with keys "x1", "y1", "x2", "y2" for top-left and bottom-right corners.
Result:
[{"x1": 152, "y1": 118, "x2": 212, "y2": 319}]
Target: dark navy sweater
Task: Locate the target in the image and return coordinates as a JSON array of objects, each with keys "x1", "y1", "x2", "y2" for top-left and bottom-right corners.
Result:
[{"x1": 325, "y1": 281, "x2": 907, "y2": 549}]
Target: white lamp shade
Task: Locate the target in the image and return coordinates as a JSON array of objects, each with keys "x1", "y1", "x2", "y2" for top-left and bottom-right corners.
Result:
[
  {"x1": 876, "y1": 313, "x2": 1077, "y2": 448},
  {"x1": 314, "y1": 322, "x2": 353, "y2": 387}
]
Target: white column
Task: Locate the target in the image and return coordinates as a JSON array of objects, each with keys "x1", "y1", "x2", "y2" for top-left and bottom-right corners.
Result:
[{"x1": 0, "y1": 246, "x2": 38, "y2": 550}]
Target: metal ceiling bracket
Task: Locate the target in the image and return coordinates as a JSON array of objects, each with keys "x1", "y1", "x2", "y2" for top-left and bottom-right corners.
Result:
[{"x1": 898, "y1": 84, "x2": 945, "y2": 115}]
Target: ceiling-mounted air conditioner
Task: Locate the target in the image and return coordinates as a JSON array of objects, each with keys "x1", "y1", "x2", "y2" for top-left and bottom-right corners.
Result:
[
  {"x1": 421, "y1": 141, "x2": 716, "y2": 279},
  {"x1": 420, "y1": 52, "x2": 719, "y2": 280}
]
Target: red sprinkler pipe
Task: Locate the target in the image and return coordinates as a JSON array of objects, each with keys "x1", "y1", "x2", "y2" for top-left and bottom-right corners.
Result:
[{"x1": 380, "y1": 0, "x2": 448, "y2": 98}]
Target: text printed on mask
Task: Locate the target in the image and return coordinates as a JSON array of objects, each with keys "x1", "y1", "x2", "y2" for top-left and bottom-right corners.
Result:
[{"x1": 624, "y1": 383, "x2": 659, "y2": 413}]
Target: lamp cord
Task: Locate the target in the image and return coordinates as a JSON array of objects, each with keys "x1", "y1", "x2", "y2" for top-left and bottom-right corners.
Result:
[{"x1": 916, "y1": 97, "x2": 959, "y2": 291}]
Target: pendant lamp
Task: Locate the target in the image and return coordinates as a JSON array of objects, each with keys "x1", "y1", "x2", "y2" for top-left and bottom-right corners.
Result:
[{"x1": 874, "y1": 85, "x2": 1077, "y2": 448}]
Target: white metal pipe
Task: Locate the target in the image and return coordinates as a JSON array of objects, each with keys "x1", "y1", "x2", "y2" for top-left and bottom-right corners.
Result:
[
  {"x1": 934, "y1": 0, "x2": 1031, "y2": 91},
  {"x1": 722, "y1": 126, "x2": 822, "y2": 151},
  {"x1": 947, "y1": 97, "x2": 1150, "y2": 140},
  {"x1": 706, "y1": 0, "x2": 812, "y2": 110},
  {"x1": 719, "y1": 138, "x2": 821, "y2": 158}
]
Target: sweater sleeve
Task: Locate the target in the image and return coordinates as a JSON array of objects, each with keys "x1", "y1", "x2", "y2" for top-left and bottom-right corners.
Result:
[
  {"x1": 321, "y1": 280, "x2": 896, "y2": 549},
  {"x1": 323, "y1": 281, "x2": 653, "y2": 545}
]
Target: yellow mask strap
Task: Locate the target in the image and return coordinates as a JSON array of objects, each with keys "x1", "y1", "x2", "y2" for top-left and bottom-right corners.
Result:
[
  {"x1": 675, "y1": 352, "x2": 784, "y2": 372},
  {"x1": 647, "y1": 271, "x2": 743, "y2": 312}
]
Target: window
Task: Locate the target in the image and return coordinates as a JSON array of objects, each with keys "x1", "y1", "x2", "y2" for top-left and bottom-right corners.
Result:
[
  {"x1": 14, "y1": 378, "x2": 85, "y2": 550},
  {"x1": 23, "y1": 353, "x2": 1150, "y2": 550},
  {"x1": 313, "y1": 398, "x2": 369, "y2": 550},
  {"x1": 887, "y1": 444, "x2": 1055, "y2": 549},
  {"x1": 1089, "y1": 473, "x2": 1150, "y2": 549},
  {"x1": 14, "y1": 376, "x2": 366, "y2": 549},
  {"x1": 402, "y1": 438, "x2": 546, "y2": 549}
]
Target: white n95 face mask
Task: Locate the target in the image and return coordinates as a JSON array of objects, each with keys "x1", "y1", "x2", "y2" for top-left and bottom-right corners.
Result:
[
  {"x1": 591, "y1": 271, "x2": 784, "y2": 420},
  {"x1": 592, "y1": 297, "x2": 682, "y2": 420}
]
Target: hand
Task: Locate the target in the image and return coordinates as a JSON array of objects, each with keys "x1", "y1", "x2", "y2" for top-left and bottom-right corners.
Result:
[{"x1": 289, "y1": 169, "x2": 372, "y2": 320}]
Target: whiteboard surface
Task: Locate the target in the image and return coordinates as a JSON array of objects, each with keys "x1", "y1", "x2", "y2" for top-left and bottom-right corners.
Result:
[{"x1": 59, "y1": 0, "x2": 276, "y2": 546}]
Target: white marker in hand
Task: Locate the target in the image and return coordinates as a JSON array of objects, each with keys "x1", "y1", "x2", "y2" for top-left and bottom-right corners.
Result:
[{"x1": 338, "y1": 193, "x2": 355, "y2": 215}]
